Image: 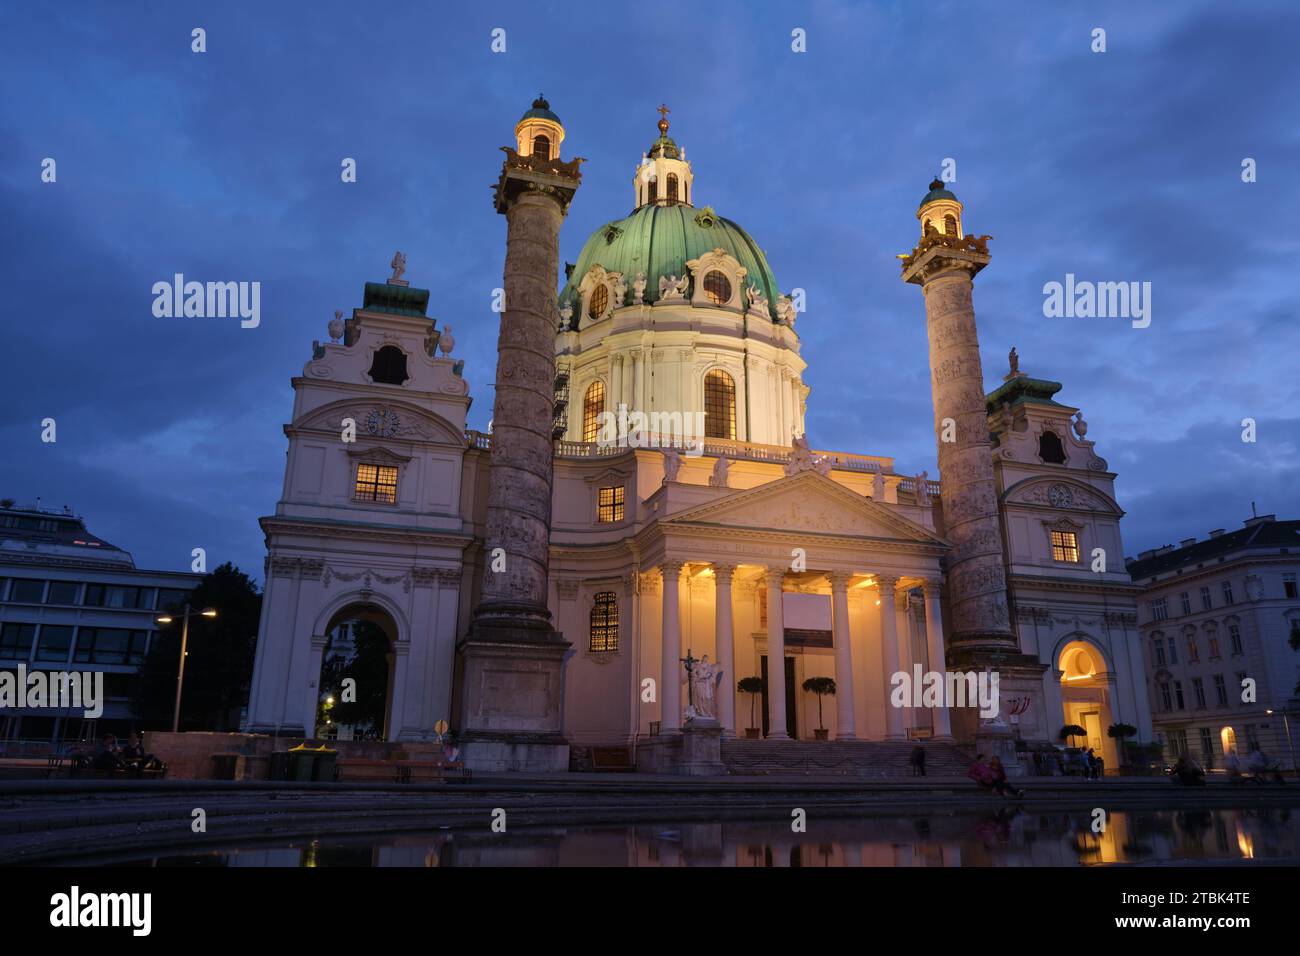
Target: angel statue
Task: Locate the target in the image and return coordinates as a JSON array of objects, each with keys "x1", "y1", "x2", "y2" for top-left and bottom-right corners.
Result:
[
  {"x1": 632, "y1": 271, "x2": 647, "y2": 305},
  {"x1": 776, "y1": 295, "x2": 796, "y2": 327},
  {"x1": 390, "y1": 250, "x2": 407, "y2": 282}
]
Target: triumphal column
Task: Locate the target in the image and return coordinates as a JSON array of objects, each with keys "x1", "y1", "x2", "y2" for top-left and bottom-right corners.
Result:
[{"x1": 457, "y1": 97, "x2": 583, "y2": 771}]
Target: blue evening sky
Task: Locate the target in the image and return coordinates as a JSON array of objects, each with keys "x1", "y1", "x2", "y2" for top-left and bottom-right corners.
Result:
[{"x1": 2, "y1": 1, "x2": 1297, "y2": 581}]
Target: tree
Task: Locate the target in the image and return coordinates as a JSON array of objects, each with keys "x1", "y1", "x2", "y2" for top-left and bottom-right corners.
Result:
[
  {"x1": 1108, "y1": 722, "x2": 1138, "y2": 766},
  {"x1": 316, "y1": 619, "x2": 391, "y2": 738},
  {"x1": 1059, "y1": 724, "x2": 1087, "y2": 747},
  {"x1": 738, "y1": 676, "x2": 765, "y2": 733},
  {"x1": 134, "y1": 563, "x2": 262, "y2": 731},
  {"x1": 802, "y1": 676, "x2": 837, "y2": 732}
]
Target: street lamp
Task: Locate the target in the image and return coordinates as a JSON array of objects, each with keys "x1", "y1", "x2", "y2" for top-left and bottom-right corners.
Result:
[
  {"x1": 156, "y1": 603, "x2": 217, "y2": 733},
  {"x1": 1265, "y1": 708, "x2": 1297, "y2": 776}
]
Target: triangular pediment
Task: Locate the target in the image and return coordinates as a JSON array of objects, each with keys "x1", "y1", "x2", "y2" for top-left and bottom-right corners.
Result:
[{"x1": 663, "y1": 471, "x2": 948, "y2": 545}]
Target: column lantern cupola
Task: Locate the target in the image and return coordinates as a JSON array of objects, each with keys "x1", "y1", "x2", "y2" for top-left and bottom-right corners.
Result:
[
  {"x1": 917, "y1": 177, "x2": 963, "y2": 239},
  {"x1": 632, "y1": 105, "x2": 695, "y2": 209},
  {"x1": 515, "y1": 94, "x2": 565, "y2": 161}
]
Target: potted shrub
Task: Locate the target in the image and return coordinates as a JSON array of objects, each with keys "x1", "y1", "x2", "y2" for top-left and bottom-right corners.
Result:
[
  {"x1": 802, "y1": 676, "x2": 836, "y2": 740},
  {"x1": 738, "y1": 676, "x2": 765, "y2": 738},
  {"x1": 1058, "y1": 724, "x2": 1087, "y2": 748},
  {"x1": 1107, "y1": 722, "x2": 1137, "y2": 768}
]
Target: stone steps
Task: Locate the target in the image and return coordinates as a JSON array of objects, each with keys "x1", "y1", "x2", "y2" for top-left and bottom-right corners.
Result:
[{"x1": 722, "y1": 739, "x2": 974, "y2": 778}]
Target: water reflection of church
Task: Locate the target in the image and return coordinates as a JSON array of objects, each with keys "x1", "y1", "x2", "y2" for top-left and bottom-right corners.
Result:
[{"x1": 243, "y1": 98, "x2": 1152, "y2": 772}]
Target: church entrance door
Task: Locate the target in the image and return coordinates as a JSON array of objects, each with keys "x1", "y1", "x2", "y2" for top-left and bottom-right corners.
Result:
[{"x1": 759, "y1": 655, "x2": 797, "y2": 740}]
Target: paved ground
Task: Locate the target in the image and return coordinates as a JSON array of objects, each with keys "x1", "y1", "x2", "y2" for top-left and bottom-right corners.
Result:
[{"x1": 1, "y1": 774, "x2": 1295, "y2": 864}]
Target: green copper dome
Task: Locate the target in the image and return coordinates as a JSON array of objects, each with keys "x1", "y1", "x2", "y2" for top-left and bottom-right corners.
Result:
[
  {"x1": 919, "y1": 177, "x2": 957, "y2": 208},
  {"x1": 558, "y1": 203, "x2": 781, "y2": 322},
  {"x1": 520, "y1": 94, "x2": 560, "y2": 124}
]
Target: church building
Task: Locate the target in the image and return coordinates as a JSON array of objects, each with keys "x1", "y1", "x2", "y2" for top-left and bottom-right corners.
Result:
[{"x1": 243, "y1": 98, "x2": 1152, "y2": 773}]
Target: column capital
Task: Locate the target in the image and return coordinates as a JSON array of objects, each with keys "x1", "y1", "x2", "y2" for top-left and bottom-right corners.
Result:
[
  {"x1": 661, "y1": 560, "x2": 685, "y2": 579},
  {"x1": 827, "y1": 570, "x2": 853, "y2": 591},
  {"x1": 922, "y1": 577, "x2": 944, "y2": 599},
  {"x1": 711, "y1": 563, "x2": 737, "y2": 584},
  {"x1": 763, "y1": 566, "x2": 786, "y2": 588},
  {"x1": 875, "y1": 573, "x2": 901, "y2": 591}
]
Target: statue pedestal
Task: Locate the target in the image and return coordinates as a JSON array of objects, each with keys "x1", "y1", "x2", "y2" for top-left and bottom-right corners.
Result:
[
  {"x1": 975, "y1": 721, "x2": 1025, "y2": 778},
  {"x1": 635, "y1": 718, "x2": 725, "y2": 776},
  {"x1": 456, "y1": 618, "x2": 571, "y2": 773}
]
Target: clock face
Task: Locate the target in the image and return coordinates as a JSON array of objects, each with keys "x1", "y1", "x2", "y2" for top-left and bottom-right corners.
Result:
[
  {"x1": 1047, "y1": 483, "x2": 1073, "y2": 508},
  {"x1": 366, "y1": 408, "x2": 400, "y2": 438}
]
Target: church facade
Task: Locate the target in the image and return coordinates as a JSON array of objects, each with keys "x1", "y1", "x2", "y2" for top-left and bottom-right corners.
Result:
[{"x1": 243, "y1": 98, "x2": 1152, "y2": 772}]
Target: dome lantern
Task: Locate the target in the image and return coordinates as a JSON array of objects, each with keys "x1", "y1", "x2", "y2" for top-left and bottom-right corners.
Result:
[
  {"x1": 633, "y1": 104, "x2": 694, "y2": 209},
  {"x1": 916, "y1": 176, "x2": 964, "y2": 240}
]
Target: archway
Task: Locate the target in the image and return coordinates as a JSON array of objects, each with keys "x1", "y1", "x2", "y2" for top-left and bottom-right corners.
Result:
[
  {"x1": 1057, "y1": 639, "x2": 1118, "y2": 771},
  {"x1": 1220, "y1": 726, "x2": 1237, "y2": 757},
  {"x1": 316, "y1": 604, "x2": 398, "y2": 740}
]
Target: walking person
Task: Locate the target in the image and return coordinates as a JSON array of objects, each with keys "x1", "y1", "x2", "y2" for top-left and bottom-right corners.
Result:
[{"x1": 911, "y1": 744, "x2": 927, "y2": 777}]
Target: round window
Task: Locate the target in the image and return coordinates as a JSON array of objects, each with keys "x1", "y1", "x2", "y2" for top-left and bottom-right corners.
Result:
[
  {"x1": 703, "y1": 271, "x2": 731, "y2": 306},
  {"x1": 588, "y1": 284, "x2": 609, "y2": 319}
]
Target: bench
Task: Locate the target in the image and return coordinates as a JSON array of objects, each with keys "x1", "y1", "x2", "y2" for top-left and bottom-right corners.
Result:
[
  {"x1": 45, "y1": 755, "x2": 66, "y2": 779},
  {"x1": 334, "y1": 757, "x2": 471, "y2": 784}
]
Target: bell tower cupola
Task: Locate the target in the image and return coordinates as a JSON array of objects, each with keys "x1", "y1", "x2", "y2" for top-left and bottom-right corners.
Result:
[
  {"x1": 917, "y1": 176, "x2": 964, "y2": 239},
  {"x1": 514, "y1": 94, "x2": 565, "y2": 161},
  {"x1": 632, "y1": 105, "x2": 695, "y2": 209}
]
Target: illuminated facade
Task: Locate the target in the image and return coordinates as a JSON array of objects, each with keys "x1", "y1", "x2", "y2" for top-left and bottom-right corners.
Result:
[{"x1": 244, "y1": 100, "x2": 1152, "y2": 771}]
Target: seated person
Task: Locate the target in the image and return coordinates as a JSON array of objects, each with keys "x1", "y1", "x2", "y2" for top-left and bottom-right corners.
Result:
[
  {"x1": 1171, "y1": 754, "x2": 1205, "y2": 785},
  {"x1": 90, "y1": 734, "x2": 124, "y2": 771},
  {"x1": 988, "y1": 756, "x2": 1026, "y2": 798},
  {"x1": 120, "y1": 733, "x2": 163, "y2": 773}
]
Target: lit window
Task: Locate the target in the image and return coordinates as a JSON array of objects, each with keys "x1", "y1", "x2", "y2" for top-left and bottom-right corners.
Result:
[
  {"x1": 582, "y1": 381, "x2": 606, "y2": 442},
  {"x1": 702, "y1": 271, "x2": 731, "y2": 306},
  {"x1": 590, "y1": 592, "x2": 619, "y2": 652},
  {"x1": 597, "y1": 485, "x2": 624, "y2": 523},
  {"x1": 531, "y1": 133, "x2": 550, "y2": 159},
  {"x1": 704, "y1": 369, "x2": 736, "y2": 440},
  {"x1": 1050, "y1": 530, "x2": 1079, "y2": 562},
  {"x1": 588, "y1": 284, "x2": 609, "y2": 320},
  {"x1": 355, "y1": 463, "x2": 398, "y2": 503},
  {"x1": 944, "y1": 213, "x2": 958, "y2": 236}
]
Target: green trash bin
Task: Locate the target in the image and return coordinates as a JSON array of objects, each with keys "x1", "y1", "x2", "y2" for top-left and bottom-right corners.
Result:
[
  {"x1": 313, "y1": 749, "x2": 338, "y2": 782},
  {"x1": 287, "y1": 749, "x2": 317, "y2": 782}
]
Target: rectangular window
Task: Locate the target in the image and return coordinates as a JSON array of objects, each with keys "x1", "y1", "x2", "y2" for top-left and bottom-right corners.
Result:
[
  {"x1": 74, "y1": 628, "x2": 149, "y2": 665},
  {"x1": 1200, "y1": 586, "x2": 1212, "y2": 611},
  {"x1": 1199, "y1": 728, "x2": 1214, "y2": 760},
  {"x1": 1208, "y1": 636, "x2": 1220, "y2": 659},
  {"x1": 155, "y1": 588, "x2": 193, "y2": 612},
  {"x1": 589, "y1": 591, "x2": 619, "y2": 653},
  {"x1": 597, "y1": 485, "x2": 625, "y2": 523},
  {"x1": 1166, "y1": 637, "x2": 1177, "y2": 664},
  {"x1": 35, "y1": 625, "x2": 74, "y2": 663},
  {"x1": 1050, "y1": 530, "x2": 1080, "y2": 562},
  {"x1": 354, "y1": 463, "x2": 399, "y2": 503},
  {"x1": 1192, "y1": 677, "x2": 1206, "y2": 708},
  {"x1": 1285, "y1": 573, "x2": 1298, "y2": 599},
  {"x1": 1159, "y1": 682, "x2": 1172, "y2": 711},
  {"x1": 1228, "y1": 623, "x2": 1243, "y2": 655},
  {"x1": 1151, "y1": 598, "x2": 1168, "y2": 622},
  {"x1": 44, "y1": 581, "x2": 80, "y2": 605},
  {"x1": 0, "y1": 623, "x2": 37, "y2": 660},
  {"x1": 1221, "y1": 580, "x2": 1234, "y2": 605},
  {"x1": 9, "y1": 579, "x2": 45, "y2": 603},
  {"x1": 1153, "y1": 640, "x2": 1166, "y2": 667},
  {"x1": 83, "y1": 584, "x2": 147, "y2": 609},
  {"x1": 1187, "y1": 636, "x2": 1199, "y2": 662},
  {"x1": 1174, "y1": 681, "x2": 1184, "y2": 710},
  {"x1": 1168, "y1": 729, "x2": 1187, "y2": 757},
  {"x1": 1179, "y1": 592, "x2": 1191, "y2": 616},
  {"x1": 1214, "y1": 675, "x2": 1228, "y2": 707}
]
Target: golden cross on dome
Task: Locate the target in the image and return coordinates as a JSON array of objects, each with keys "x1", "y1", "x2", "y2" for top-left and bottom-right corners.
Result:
[{"x1": 657, "y1": 104, "x2": 670, "y2": 120}]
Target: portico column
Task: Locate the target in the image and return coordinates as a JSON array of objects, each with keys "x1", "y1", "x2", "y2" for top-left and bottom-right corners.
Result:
[
  {"x1": 829, "y1": 572, "x2": 858, "y2": 740},
  {"x1": 923, "y1": 578, "x2": 953, "y2": 739},
  {"x1": 713, "y1": 564, "x2": 737, "y2": 736},
  {"x1": 764, "y1": 567, "x2": 790, "y2": 739},
  {"x1": 660, "y1": 561, "x2": 684, "y2": 733},
  {"x1": 633, "y1": 350, "x2": 645, "y2": 415},
  {"x1": 878, "y1": 574, "x2": 905, "y2": 740}
]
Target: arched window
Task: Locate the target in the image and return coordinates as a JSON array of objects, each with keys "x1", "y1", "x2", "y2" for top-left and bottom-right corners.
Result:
[
  {"x1": 648, "y1": 177, "x2": 658, "y2": 203},
  {"x1": 588, "y1": 284, "x2": 609, "y2": 320},
  {"x1": 922, "y1": 218, "x2": 932, "y2": 236},
  {"x1": 582, "y1": 380, "x2": 606, "y2": 442},
  {"x1": 704, "y1": 369, "x2": 736, "y2": 440},
  {"x1": 590, "y1": 592, "x2": 619, "y2": 652},
  {"x1": 368, "y1": 345, "x2": 409, "y2": 385},
  {"x1": 703, "y1": 270, "x2": 731, "y2": 306},
  {"x1": 944, "y1": 213, "x2": 958, "y2": 236},
  {"x1": 1038, "y1": 430, "x2": 1067, "y2": 464},
  {"x1": 532, "y1": 133, "x2": 550, "y2": 159},
  {"x1": 667, "y1": 173, "x2": 679, "y2": 203}
]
